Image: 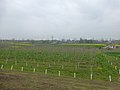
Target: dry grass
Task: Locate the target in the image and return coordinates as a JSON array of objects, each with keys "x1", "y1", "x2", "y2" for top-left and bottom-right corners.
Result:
[{"x1": 0, "y1": 71, "x2": 120, "y2": 90}]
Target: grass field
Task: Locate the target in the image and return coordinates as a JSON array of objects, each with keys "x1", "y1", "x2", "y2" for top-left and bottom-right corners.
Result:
[
  {"x1": 0, "y1": 42, "x2": 120, "y2": 89},
  {"x1": 61, "y1": 43, "x2": 106, "y2": 47}
]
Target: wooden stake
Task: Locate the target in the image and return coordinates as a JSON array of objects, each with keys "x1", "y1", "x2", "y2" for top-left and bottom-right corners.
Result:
[
  {"x1": 33, "y1": 68, "x2": 36, "y2": 72},
  {"x1": 91, "y1": 73, "x2": 93, "y2": 80},
  {"x1": 74, "y1": 73, "x2": 76, "y2": 78},
  {"x1": 21, "y1": 67, "x2": 23, "y2": 71},
  {"x1": 11, "y1": 65, "x2": 13, "y2": 70},
  {"x1": 90, "y1": 65, "x2": 93, "y2": 80},
  {"x1": 58, "y1": 71, "x2": 61, "y2": 77},
  {"x1": 1, "y1": 65, "x2": 3, "y2": 69},
  {"x1": 115, "y1": 66, "x2": 117, "y2": 70},
  {"x1": 109, "y1": 75, "x2": 112, "y2": 82},
  {"x1": 45, "y1": 69, "x2": 47, "y2": 74}
]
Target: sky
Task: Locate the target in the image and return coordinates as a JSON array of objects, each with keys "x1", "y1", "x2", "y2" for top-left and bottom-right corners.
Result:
[{"x1": 0, "y1": 0, "x2": 120, "y2": 40}]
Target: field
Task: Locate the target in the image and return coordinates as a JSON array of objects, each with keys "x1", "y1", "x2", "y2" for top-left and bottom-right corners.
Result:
[{"x1": 0, "y1": 42, "x2": 120, "y2": 90}]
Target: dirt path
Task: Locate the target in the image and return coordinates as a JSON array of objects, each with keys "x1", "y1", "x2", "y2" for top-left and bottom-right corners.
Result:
[{"x1": 0, "y1": 71, "x2": 120, "y2": 90}]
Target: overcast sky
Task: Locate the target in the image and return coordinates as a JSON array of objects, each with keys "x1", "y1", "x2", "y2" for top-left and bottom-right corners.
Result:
[{"x1": 0, "y1": 0, "x2": 120, "y2": 40}]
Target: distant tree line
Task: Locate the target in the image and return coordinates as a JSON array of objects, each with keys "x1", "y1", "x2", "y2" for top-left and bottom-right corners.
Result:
[{"x1": 0, "y1": 38, "x2": 120, "y2": 44}]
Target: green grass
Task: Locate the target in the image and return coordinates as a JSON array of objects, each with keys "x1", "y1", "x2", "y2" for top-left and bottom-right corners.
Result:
[
  {"x1": 0, "y1": 42, "x2": 120, "y2": 82},
  {"x1": 105, "y1": 52, "x2": 120, "y2": 57}
]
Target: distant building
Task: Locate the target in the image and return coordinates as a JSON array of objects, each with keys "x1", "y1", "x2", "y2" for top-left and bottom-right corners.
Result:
[{"x1": 103, "y1": 44, "x2": 116, "y2": 49}]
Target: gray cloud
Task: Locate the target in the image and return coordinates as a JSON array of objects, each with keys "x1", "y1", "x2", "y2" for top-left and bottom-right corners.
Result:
[{"x1": 0, "y1": 0, "x2": 120, "y2": 40}]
